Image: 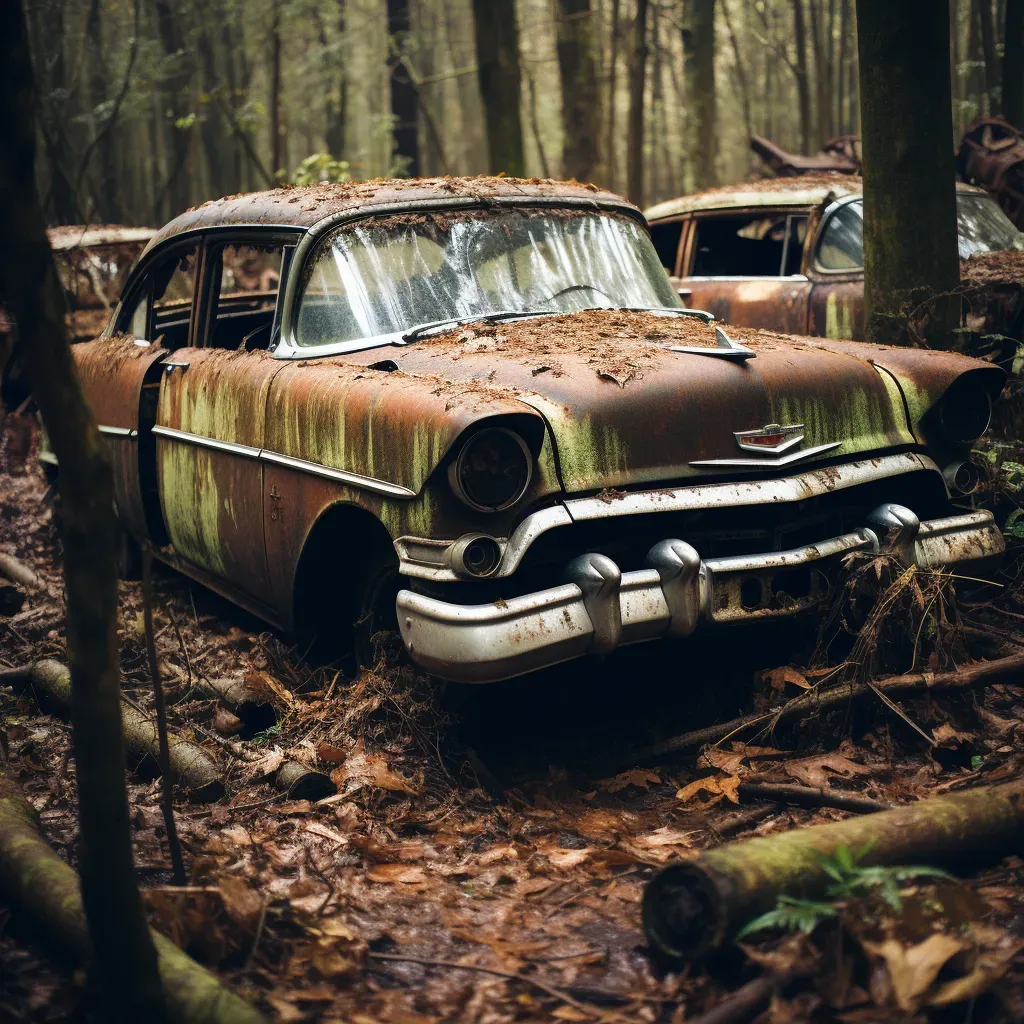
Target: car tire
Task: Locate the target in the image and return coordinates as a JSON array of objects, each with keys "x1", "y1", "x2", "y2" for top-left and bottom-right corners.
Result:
[{"x1": 351, "y1": 553, "x2": 403, "y2": 672}]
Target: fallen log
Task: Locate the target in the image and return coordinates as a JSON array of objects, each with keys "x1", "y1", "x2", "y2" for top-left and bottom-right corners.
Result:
[
  {"x1": 199, "y1": 677, "x2": 276, "y2": 733},
  {"x1": 737, "y1": 782, "x2": 893, "y2": 814},
  {"x1": 7, "y1": 660, "x2": 223, "y2": 801},
  {"x1": 642, "y1": 779, "x2": 1024, "y2": 961},
  {"x1": 0, "y1": 551, "x2": 40, "y2": 590},
  {"x1": 274, "y1": 760, "x2": 335, "y2": 801},
  {"x1": 0, "y1": 767, "x2": 267, "y2": 1023},
  {"x1": 613, "y1": 653, "x2": 1024, "y2": 769}
]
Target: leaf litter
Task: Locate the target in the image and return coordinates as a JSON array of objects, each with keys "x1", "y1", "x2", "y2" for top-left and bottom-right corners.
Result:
[{"x1": 2, "y1": 443, "x2": 1024, "y2": 1020}]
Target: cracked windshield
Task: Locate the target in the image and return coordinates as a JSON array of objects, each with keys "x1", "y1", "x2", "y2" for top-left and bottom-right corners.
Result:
[{"x1": 295, "y1": 209, "x2": 681, "y2": 346}]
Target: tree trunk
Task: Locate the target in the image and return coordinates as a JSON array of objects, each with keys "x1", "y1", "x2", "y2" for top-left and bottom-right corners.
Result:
[
  {"x1": 857, "y1": 0, "x2": 960, "y2": 346},
  {"x1": 606, "y1": 0, "x2": 621, "y2": 191},
  {"x1": 556, "y1": 0, "x2": 601, "y2": 182},
  {"x1": 0, "y1": 767, "x2": 267, "y2": 1024},
  {"x1": 721, "y1": 0, "x2": 753, "y2": 148},
  {"x1": 388, "y1": 0, "x2": 420, "y2": 175},
  {"x1": 626, "y1": 0, "x2": 649, "y2": 206},
  {"x1": 977, "y1": 0, "x2": 999, "y2": 113},
  {"x1": 269, "y1": 0, "x2": 284, "y2": 177},
  {"x1": 681, "y1": 0, "x2": 716, "y2": 190},
  {"x1": 197, "y1": 19, "x2": 231, "y2": 199},
  {"x1": 644, "y1": 780, "x2": 1024, "y2": 961},
  {"x1": 153, "y1": 0, "x2": 193, "y2": 218},
  {"x1": 0, "y1": 4, "x2": 168, "y2": 1020},
  {"x1": 791, "y1": 0, "x2": 813, "y2": 153},
  {"x1": 471, "y1": 0, "x2": 525, "y2": 176},
  {"x1": 324, "y1": 0, "x2": 347, "y2": 160},
  {"x1": 1004, "y1": 0, "x2": 1024, "y2": 125},
  {"x1": 84, "y1": 0, "x2": 120, "y2": 221}
]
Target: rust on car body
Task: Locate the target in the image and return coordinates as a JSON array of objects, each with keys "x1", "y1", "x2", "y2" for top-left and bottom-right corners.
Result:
[
  {"x1": 54, "y1": 177, "x2": 1007, "y2": 681},
  {"x1": 956, "y1": 118, "x2": 1024, "y2": 228}
]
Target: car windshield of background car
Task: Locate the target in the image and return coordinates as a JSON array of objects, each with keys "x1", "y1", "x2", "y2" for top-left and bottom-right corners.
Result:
[{"x1": 295, "y1": 209, "x2": 682, "y2": 347}]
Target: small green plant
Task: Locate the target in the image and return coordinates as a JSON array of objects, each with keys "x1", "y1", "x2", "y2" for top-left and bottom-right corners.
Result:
[
  {"x1": 1004, "y1": 508, "x2": 1024, "y2": 539},
  {"x1": 738, "y1": 843, "x2": 955, "y2": 938},
  {"x1": 289, "y1": 152, "x2": 351, "y2": 185},
  {"x1": 971, "y1": 754, "x2": 984, "y2": 770},
  {"x1": 251, "y1": 723, "x2": 281, "y2": 746}
]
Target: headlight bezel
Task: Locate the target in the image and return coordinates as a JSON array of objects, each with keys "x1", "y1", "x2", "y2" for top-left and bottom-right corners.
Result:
[{"x1": 448, "y1": 426, "x2": 534, "y2": 513}]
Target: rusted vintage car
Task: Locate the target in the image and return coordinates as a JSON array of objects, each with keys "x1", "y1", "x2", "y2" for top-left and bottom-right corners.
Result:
[
  {"x1": 65, "y1": 177, "x2": 1003, "y2": 683},
  {"x1": 645, "y1": 176, "x2": 1024, "y2": 340}
]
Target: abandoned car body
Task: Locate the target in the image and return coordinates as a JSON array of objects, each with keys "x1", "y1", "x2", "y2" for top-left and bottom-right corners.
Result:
[
  {"x1": 67, "y1": 177, "x2": 1004, "y2": 682},
  {"x1": 645, "y1": 176, "x2": 1024, "y2": 340}
]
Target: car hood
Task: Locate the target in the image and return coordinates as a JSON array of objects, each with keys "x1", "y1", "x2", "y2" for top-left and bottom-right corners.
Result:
[{"x1": 351, "y1": 310, "x2": 957, "y2": 494}]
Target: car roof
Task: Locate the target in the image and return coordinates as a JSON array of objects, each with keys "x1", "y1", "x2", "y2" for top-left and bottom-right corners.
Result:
[
  {"x1": 47, "y1": 225, "x2": 155, "y2": 251},
  {"x1": 142, "y1": 176, "x2": 635, "y2": 256},
  {"x1": 645, "y1": 174, "x2": 989, "y2": 220}
]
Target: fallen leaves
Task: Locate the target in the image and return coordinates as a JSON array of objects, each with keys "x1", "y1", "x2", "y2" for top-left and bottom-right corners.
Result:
[
  {"x1": 330, "y1": 742, "x2": 423, "y2": 796},
  {"x1": 597, "y1": 769, "x2": 661, "y2": 792},
  {"x1": 784, "y1": 753, "x2": 872, "y2": 788},
  {"x1": 677, "y1": 774, "x2": 742, "y2": 805}
]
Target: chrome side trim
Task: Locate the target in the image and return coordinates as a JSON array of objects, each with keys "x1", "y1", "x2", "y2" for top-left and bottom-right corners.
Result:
[
  {"x1": 502, "y1": 505, "x2": 573, "y2": 572},
  {"x1": 689, "y1": 441, "x2": 843, "y2": 468},
  {"x1": 260, "y1": 449, "x2": 416, "y2": 498},
  {"x1": 98, "y1": 424, "x2": 137, "y2": 438},
  {"x1": 566, "y1": 452, "x2": 939, "y2": 522},
  {"x1": 152, "y1": 424, "x2": 415, "y2": 498},
  {"x1": 152, "y1": 425, "x2": 261, "y2": 460}
]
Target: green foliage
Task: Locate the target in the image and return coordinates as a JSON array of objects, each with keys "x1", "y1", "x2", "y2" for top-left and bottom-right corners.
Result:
[
  {"x1": 252, "y1": 724, "x2": 281, "y2": 746},
  {"x1": 738, "y1": 843, "x2": 954, "y2": 938},
  {"x1": 1004, "y1": 508, "x2": 1024, "y2": 539},
  {"x1": 971, "y1": 754, "x2": 984, "y2": 770},
  {"x1": 289, "y1": 152, "x2": 352, "y2": 185},
  {"x1": 173, "y1": 112, "x2": 197, "y2": 131}
]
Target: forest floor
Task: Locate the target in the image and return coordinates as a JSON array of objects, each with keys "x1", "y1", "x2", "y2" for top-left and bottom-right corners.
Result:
[{"x1": 3, "y1": 454, "x2": 1024, "y2": 1022}]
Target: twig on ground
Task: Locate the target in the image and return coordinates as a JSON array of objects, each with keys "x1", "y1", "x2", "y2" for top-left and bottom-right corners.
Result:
[
  {"x1": 142, "y1": 548, "x2": 185, "y2": 886},
  {"x1": 737, "y1": 781, "x2": 893, "y2": 814},
  {"x1": 686, "y1": 976, "x2": 775, "y2": 1024}
]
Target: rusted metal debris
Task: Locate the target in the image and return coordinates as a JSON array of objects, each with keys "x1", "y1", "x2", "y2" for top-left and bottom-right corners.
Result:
[
  {"x1": 956, "y1": 117, "x2": 1024, "y2": 229},
  {"x1": 751, "y1": 134, "x2": 862, "y2": 177}
]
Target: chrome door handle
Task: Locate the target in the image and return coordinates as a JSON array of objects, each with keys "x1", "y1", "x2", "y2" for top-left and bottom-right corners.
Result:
[{"x1": 161, "y1": 361, "x2": 189, "y2": 373}]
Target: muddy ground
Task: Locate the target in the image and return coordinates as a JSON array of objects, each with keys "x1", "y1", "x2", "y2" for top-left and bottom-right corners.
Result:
[{"x1": 3, "y1": 454, "x2": 1024, "y2": 1022}]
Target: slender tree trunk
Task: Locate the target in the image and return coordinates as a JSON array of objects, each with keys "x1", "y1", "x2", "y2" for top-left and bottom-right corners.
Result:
[
  {"x1": 721, "y1": 0, "x2": 753, "y2": 146},
  {"x1": 324, "y1": 0, "x2": 347, "y2": 159},
  {"x1": 1004, "y1": 0, "x2": 1024, "y2": 124},
  {"x1": 791, "y1": 0, "x2": 812, "y2": 152},
  {"x1": 837, "y1": 0, "x2": 851, "y2": 132},
  {"x1": 471, "y1": 0, "x2": 525, "y2": 176},
  {"x1": 0, "y1": 3, "x2": 167, "y2": 1020},
  {"x1": 681, "y1": 0, "x2": 716, "y2": 190},
  {"x1": 857, "y1": 0, "x2": 960, "y2": 346},
  {"x1": 557, "y1": 0, "x2": 601, "y2": 181},
  {"x1": 84, "y1": 0, "x2": 120, "y2": 222},
  {"x1": 153, "y1": 0, "x2": 192, "y2": 217},
  {"x1": 626, "y1": 0, "x2": 649, "y2": 205},
  {"x1": 197, "y1": 18, "x2": 230, "y2": 199},
  {"x1": 977, "y1": 0, "x2": 999, "y2": 112},
  {"x1": 269, "y1": 0, "x2": 284, "y2": 177},
  {"x1": 606, "y1": 0, "x2": 620, "y2": 191},
  {"x1": 388, "y1": 0, "x2": 420, "y2": 175}
]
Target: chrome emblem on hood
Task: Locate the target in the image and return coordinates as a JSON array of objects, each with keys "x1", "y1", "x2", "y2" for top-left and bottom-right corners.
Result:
[{"x1": 734, "y1": 423, "x2": 804, "y2": 454}]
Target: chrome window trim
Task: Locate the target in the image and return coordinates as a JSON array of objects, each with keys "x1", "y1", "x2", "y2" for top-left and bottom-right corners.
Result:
[
  {"x1": 97, "y1": 424, "x2": 137, "y2": 439},
  {"x1": 152, "y1": 424, "x2": 415, "y2": 498},
  {"x1": 680, "y1": 275, "x2": 810, "y2": 283}
]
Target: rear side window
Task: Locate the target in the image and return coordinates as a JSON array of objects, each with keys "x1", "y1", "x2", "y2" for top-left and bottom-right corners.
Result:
[
  {"x1": 691, "y1": 214, "x2": 807, "y2": 276},
  {"x1": 207, "y1": 243, "x2": 284, "y2": 350},
  {"x1": 117, "y1": 244, "x2": 199, "y2": 349},
  {"x1": 816, "y1": 201, "x2": 864, "y2": 270}
]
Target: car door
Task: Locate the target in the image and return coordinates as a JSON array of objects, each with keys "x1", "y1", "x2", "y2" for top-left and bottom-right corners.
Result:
[
  {"x1": 152, "y1": 233, "x2": 292, "y2": 611},
  {"x1": 72, "y1": 239, "x2": 200, "y2": 545},
  {"x1": 676, "y1": 208, "x2": 813, "y2": 332},
  {"x1": 806, "y1": 197, "x2": 866, "y2": 340}
]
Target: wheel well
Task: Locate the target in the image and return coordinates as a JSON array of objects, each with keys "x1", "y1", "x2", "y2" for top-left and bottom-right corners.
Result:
[{"x1": 292, "y1": 503, "x2": 398, "y2": 645}]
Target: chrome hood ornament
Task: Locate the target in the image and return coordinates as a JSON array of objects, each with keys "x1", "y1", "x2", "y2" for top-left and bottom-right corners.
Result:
[{"x1": 691, "y1": 420, "x2": 843, "y2": 469}]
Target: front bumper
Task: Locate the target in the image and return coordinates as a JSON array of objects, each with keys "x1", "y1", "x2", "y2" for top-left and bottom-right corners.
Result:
[{"x1": 396, "y1": 505, "x2": 1004, "y2": 683}]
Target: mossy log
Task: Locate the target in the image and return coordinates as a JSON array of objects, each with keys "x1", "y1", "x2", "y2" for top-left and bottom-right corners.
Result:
[
  {"x1": 0, "y1": 551, "x2": 40, "y2": 590},
  {"x1": 9, "y1": 660, "x2": 223, "y2": 801},
  {"x1": 199, "y1": 677, "x2": 276, "y2": 733},
  {"x1": 0, "y1": 769, "x2": 267, "y2": 1023},
  {"x1": 643, "y1": 780, "x2": 1024, "y2": 961}
]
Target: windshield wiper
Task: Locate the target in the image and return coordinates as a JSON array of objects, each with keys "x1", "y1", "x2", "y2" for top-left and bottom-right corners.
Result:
[{"x1": 400, "y1": 310, "x2": 552, "y2": 344}]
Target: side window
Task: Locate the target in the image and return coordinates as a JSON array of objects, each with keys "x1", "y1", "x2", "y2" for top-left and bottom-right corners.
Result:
[
  {"x1": 691, "y1": 213, "x2": 804, "y2": 276},
  {"x1": 207, "y1": 243, "x2": 285, "y2": 351},
  {"x1": 128, "y1": 290, "x2": 150, "y2": 340},
  {"x1": 151, "y1": 245, "x2": 200, "y2": 349},
  {"x1": 816, "y1": 201, "x2": 864, "y2": 271},
  {"x1": 648, "y1": 220, "x2": 684, "y2": 274}
]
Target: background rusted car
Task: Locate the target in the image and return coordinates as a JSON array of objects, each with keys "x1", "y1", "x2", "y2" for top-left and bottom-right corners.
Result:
[
  {"x1": 645, "y1": 176, "x2": 1024, "y2": 340},
  {"x1": 60, "y1": 177, "x2": 1003, "y2": 683}
]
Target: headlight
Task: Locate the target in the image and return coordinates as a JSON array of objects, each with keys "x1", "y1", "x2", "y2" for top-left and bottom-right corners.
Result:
[
  {"x1": 935, "y1": 377, "x2": 992, "y2": 443},
  {"x1": 449, "y1": 427, "x2": 532, "y2": 512}
]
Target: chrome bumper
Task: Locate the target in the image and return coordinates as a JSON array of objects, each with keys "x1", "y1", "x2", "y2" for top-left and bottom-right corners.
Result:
[{"x1": 396, "y1": 505, "x2": 1003, "y2": 683}]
